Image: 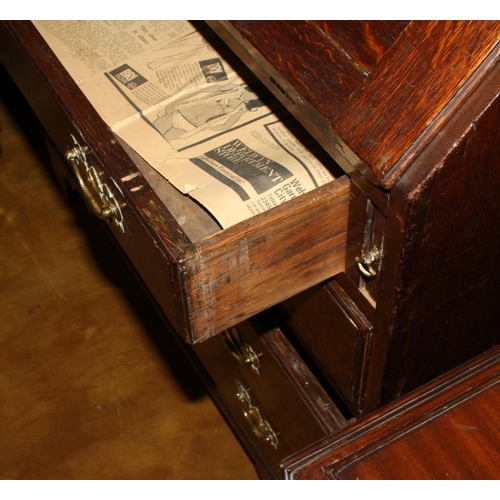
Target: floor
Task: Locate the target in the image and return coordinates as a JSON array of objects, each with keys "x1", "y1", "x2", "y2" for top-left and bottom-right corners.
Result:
[{"x1": 0, "y1": 67, "x2": 259, "y2": 480}]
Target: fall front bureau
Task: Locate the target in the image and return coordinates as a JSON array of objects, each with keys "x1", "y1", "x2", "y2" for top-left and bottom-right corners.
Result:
[{"x1": 2, "y1": 21, "x2": 500, "y2": 478}]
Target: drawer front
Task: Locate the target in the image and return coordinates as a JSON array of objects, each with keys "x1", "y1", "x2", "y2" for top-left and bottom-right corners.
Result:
[
  {"x1": 277, "y1": 273, "x2": 374, "y2": 414},
  {"x1": 44, "y1": 134, "x2": 180, "y2": 330},
  {"x1": 1, "y1": 21, "x2": 361, "y2": 344},
  {"x1": 194, "y1": 321, "x2": 347, "y2": 476}
]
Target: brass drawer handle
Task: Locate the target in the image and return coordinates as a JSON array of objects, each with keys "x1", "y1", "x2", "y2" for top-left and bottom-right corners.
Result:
[
  {"x1": 356, "y1": 247, "x2": 381, "y2": 278},
  {"x1": 223, "y1": 327, "x2": 261, "y2": 375},
  {"x1": 236, "y1": 383, "x2": 279, "y2": 450},
  {"x1": 65, "y1": 135, "x2": 126, "y2": 233}
]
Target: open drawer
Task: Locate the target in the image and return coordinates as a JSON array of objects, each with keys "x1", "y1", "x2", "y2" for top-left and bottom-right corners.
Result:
[
  {"x1": 0, "y1": 21, "x2": 354, "y2": 344},
  {"x1": 194, "y1": 320, "x2": 348, "y2": 477}
]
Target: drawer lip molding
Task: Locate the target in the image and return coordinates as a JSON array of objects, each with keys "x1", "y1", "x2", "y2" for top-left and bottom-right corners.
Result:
[
  {"x1": 282, "y1": 344, "x2": 500, "y2": 480},
  {"x1": 0, "y1": 20, "x2": 352, "y2": 344}
]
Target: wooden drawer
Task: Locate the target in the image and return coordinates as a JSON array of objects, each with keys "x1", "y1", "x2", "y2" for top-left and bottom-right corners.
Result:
[
  {"x1": 0, "y1": 21, "x2": 356, "y2": 344},
  {"x1": 276, "y1": 273, "x2": 374, "y2": 414},
  {"x1": 194, "y1": 321, "x2": 347, "y2": 477}
]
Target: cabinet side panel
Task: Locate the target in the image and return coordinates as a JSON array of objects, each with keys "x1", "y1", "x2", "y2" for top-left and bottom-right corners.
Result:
[{"x1": 374, "y1": 62, "x2": 500, "y2": 406}]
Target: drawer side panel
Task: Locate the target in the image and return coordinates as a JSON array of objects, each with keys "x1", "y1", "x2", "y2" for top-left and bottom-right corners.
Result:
[{"x1": 185, "y1": 178, "x2": 351, "y2": 342}]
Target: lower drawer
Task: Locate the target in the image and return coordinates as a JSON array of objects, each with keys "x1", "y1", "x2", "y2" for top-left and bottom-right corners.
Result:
[
  {"x1": 276, "y1": 273, "x2": 374, "y2": 415},
  {"x1": 194, "y1": 320, "x2": 347, "y2": 477}
]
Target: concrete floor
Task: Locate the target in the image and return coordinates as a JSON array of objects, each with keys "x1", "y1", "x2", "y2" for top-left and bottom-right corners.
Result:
[{"x1": 0, "y1": 67, "x2": 258, "y2": 480}]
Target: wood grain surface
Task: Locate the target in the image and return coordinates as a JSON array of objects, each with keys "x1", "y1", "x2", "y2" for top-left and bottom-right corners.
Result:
[
  {"x1": 283, "y1": 345, "x2": 500, "y2": 479},
  {"x1": 0, "y1": 21, "x2": 358, "y2": 343},
  {"x1": 211, "y1": 21, "x2": 500, "y2": 188}
]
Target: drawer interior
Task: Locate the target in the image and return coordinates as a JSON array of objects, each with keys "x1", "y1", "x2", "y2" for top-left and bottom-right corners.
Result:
[
  {"x1": 0, "y1": 21, "x2": 355, "y2": 344},
  {"x1": 130, "y1": 139, "x2": 351, "y2": 343}
]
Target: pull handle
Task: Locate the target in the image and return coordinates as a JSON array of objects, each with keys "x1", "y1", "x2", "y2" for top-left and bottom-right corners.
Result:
[
  {"x1": 236, "y1": 383, "x2": 279, "y2": 450},
  {"x1": 222, "y1": 327, "x2": 261, "y2": 375},
  {"x1": 356, "y1": 247, "x2": 381, "y2": 278},
  {"x1": 65, "y1": 135, "x2": 126, "y2": 232}
]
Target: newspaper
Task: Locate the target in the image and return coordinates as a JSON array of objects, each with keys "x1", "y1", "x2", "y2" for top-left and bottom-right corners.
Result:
[{"x1": 33, "y1": 21, "x2": 335, "y2": 228}]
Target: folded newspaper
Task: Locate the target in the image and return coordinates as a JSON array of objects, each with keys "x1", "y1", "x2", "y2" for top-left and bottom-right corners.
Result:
[{"x1": 33, "y1": 21, "x2": 335, "y2": 228}]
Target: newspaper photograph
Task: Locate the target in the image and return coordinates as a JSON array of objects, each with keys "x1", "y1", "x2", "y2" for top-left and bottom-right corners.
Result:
[{"x1": 33, "y1": 21, "x2": 336, "y2": 228}]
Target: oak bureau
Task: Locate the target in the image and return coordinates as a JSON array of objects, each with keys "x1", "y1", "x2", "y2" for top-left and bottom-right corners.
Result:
[{"x1": 1, "y1": 21, "x2": 500, "y2": 478}]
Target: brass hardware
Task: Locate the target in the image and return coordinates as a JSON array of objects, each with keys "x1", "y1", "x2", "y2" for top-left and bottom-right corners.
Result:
[
  {"x1": 223, "y1": 327, "x2": 261, "y2": 375},
  {"x1": 65, "y1": 135, "x2": 126, "y2": 233},
  {"x1": 235, "y1": 382, "x2": 279, "y2": 450},
  {"x1": 356, "y1": 247, "x2": 381, "y2": 278}
]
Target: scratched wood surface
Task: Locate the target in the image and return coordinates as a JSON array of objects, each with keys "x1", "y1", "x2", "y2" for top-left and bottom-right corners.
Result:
[
  {"x1": 184, "y1": 177, "x2": 351, "y2": 342},
  {"x1": 211, "y1": 21, "x2": 500, "y2": 188},
  {"x1": 363, "y1": 57, "x2": 500, "y2": 409},
  {"x1": 214, "y1": 21, "x2": 408, "y2": 116},
  {"x1": 336, "y1": 20, "x2": 500, "y2": 187}
]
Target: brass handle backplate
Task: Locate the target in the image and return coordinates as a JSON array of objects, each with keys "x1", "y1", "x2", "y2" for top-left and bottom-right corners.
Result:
[
  {"x1": 236, "y1": 383, "x2": 279, "y2": 450},
  {"x1": 65, "y1": 134, "x2": 126, "y2": 233}
]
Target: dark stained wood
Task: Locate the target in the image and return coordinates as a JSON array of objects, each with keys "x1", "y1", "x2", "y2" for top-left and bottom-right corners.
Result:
[
  {"x1": 194, "y1": 321, "x2": 347, "y2": 477},
  {"x1": 218, "y1": 21, "x2": 409, "y2": 113},
  {"x1": 210, "y1": 21, "x2": 500, "y2": 189},
  {"x1": 5, "y1": 19, "x2": 500, "y2": 479},
  {"x1": 208, "y1": 20, "x2": 402, "y2": 194},
  {"x1": 310, "y1": 21, "x2": 410, "y2": 71},
  {"x1": 212, "y1": 20, "x2": 500, "y2": 416},
  {"x1": 276, "y1": 273, "x2": 373, "y2": 414},
  {"x1": 361, "y1": 200, "x2": 386, "y2": 302},
  {"x1": 363, "y1": 55, "x2": 500, "y2": 410},
  {"x1": 221, "y1": 21, "x2": 365, "y2": 110},
  {"x1": 259, "y1": 325, "x2": 347, "y2": 431},
  {"x1": 283, "y1": 345, "x2": 500, "y2": 480},
  {"x1": 344, "y1": 181, "x2": 371, "y2": 285},
  {"x1": 337, "y1": 21, "x2": 500, "y2": 188}
]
